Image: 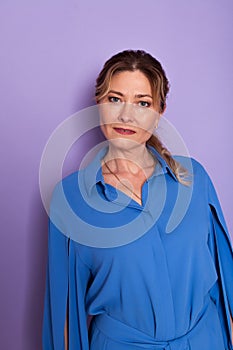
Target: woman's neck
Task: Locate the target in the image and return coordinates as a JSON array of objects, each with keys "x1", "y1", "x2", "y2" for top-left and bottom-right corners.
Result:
[{"x1": 103, "y1": 143, "x2": 155, "y2": 175}]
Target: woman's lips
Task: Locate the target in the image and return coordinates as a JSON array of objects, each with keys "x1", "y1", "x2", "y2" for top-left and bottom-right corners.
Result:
[{"x1": 113, "y1": 127, "x2": 136, "y2": 135}]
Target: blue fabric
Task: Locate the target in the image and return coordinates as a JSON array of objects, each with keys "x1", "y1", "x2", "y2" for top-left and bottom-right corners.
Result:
[{"x1": 42, "y1": 146, "x2": 233, "y2": 350}]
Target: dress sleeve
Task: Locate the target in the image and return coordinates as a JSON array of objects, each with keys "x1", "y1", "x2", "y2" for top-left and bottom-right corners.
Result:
[
  {"x1": 42, "y1": 221, "x2": 69, "y2": 349},
  {"x1": 42, "y1": 183, "x2": 91, "y2": 349},
  {"x1": 207, "y1": 175, "x2": 233, "y2": 349}
]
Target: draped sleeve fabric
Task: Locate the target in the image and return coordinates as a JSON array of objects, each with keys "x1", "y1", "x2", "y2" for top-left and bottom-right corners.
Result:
[
  {"x1": 42, "y1": 184, "x2": 92, "y2": 350},
  {"x1": 207, "y1": 174, "x2": 233, "y2": 349},
  {"x1": 42, "y1": 221, "x2": 69, "y2": 349}
]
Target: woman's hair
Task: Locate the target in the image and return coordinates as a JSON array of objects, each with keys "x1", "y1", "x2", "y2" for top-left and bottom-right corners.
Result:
[{"x1": 95, "y1": 49, "x2": 189, "y2": 185}]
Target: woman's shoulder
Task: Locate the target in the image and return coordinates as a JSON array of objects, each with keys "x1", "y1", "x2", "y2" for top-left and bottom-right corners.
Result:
[{"x1": 50, "y1": 170, "x2": 83, "y2": 206}]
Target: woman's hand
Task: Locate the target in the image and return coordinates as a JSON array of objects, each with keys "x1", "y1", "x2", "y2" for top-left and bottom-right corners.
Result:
[{"x1": 64, "y1": 312, "x2": 68, "y2": 349}]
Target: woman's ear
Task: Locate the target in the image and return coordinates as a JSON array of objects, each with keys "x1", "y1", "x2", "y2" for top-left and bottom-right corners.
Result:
[
  {"x1": 154, "y1": 112, "x2": 162, "y2": 129},
  {"x1": 156, "y1": 103, "x2": 166, "y2": 126}
]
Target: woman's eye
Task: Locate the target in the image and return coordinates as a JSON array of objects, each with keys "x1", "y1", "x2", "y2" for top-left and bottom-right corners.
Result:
[
  {"x1": 108, "y1": 96, "x2": 121, "y2": 103},
  {"x1": 138, "y1": 101, "x2": 151, "y2": 107}
]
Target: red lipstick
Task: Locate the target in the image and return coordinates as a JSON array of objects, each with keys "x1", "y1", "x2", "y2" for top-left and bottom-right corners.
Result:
[{"x1": 113, "y1": 127, "x2": 136, "y2": 135}]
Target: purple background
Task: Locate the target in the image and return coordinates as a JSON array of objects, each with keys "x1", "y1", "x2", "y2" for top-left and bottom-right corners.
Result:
[{"x1": 0, "y1": 1, "x2": 232, "y2": 349}]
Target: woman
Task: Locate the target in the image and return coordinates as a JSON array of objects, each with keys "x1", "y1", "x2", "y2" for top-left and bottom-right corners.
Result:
[{"x1": 42, "y1": 50, "x2": 233, "y2": 349}]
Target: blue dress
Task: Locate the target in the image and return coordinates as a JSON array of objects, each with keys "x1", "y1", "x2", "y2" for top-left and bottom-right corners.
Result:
[{"x1": 42, "y1": 146, "x2": 233, "y2": 350}]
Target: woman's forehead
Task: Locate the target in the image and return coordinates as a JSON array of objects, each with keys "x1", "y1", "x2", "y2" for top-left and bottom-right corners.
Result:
[{"x1": 109, "y1": 70, "x2": 152, "y2": 94}]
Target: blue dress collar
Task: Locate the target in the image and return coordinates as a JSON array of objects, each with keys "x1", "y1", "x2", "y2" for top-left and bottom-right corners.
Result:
[{"x1": 83, "y1": 145, "x2": 177, "y2": 196}]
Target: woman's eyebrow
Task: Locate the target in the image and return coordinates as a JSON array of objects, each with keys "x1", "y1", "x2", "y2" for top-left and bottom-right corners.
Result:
[
  {"x1": 108, "y1": 90, "x2": 124, "y2": 96},
  {"x1": 135, "y1": 94, "x2": 153, "y2": 99},
  {"x1": 108, "y1": 90, "x2": 153, "y2": 99}
]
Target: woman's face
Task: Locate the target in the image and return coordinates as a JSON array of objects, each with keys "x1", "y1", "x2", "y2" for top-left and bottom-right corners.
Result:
[{"x1": 99, "y1": 70, "x2": 161, "y2": 150}]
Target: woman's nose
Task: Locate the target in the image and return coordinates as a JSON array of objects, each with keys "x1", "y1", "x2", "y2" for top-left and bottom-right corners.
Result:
[{"x1": 117, "y1": 102, "x2": 134, "y2": 123}]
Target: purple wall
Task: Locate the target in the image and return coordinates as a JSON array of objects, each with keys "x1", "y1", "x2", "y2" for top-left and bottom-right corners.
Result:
[{"x1": 0, "y1": 1, "x2": 232, "y2": 349}]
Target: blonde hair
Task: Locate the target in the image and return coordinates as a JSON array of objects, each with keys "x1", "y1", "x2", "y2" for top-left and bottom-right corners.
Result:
[{"x1": 95, "y1": 49, "x2": 190, "y2": 185}]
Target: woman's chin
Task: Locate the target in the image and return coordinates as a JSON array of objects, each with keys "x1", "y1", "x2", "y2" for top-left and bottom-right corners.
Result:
[{"x1": 107, "y1": 137, "x2": 145, "y2": 151}]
